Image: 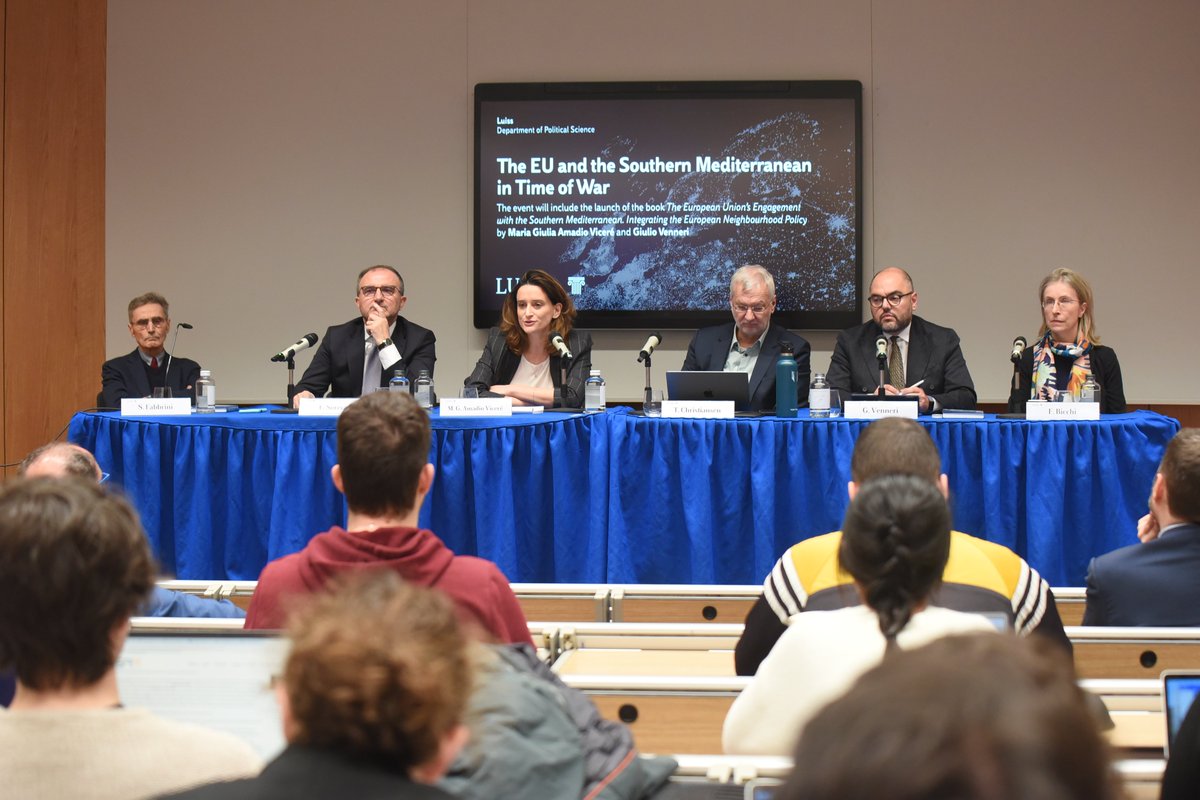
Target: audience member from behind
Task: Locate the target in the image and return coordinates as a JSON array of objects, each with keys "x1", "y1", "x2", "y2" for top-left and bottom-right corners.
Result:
[
  {"x1": 0, "y1": 479, "x2": 260, "y2": 799},
  {"x1": 100, "y1": 292, "x2": 201, "y2": 407},
  {"x1": 681, "y1": 264, "x2": 811, "y2": 412},
  {"x1": 1008, "y1": 267, "x2": 1125, "y2": 413},
  {"x1": 16, "y1": 442, "x2": 244, "y2": 621},
  {"x1": 735, "y1": 417, "x2": 1068, "y2": 677},
  {"x1": 722, "y1": 475, "x2": 997, "y2": 755},
  {"x1": 1083, "y1": 428, "x2": 1200, "y2": 625},
  {"x1": 464, "y1": 269, "x2": 592, "y2": 408},
  {"x1": 776, "y1": 633, "x2": 1121, "y2": 800},
  {"x1": 163, "y1": 572, "x2": 470, "y2": 800},
  {"x1": 293, "y1": 265, "x2": 436, "y2": 405},
  {"x1": 246, "y1": 391, "x2": 532, "y2": 645}
]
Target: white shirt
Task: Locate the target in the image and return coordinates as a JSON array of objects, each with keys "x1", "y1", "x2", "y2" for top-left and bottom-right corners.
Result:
[{"x1": 510, "y1": 354, "x2": 553, "y2": 390}]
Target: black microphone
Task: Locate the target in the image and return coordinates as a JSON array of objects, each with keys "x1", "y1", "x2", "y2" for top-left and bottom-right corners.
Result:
[
  {"x1": 1010, "y1": 336, "x2": 1027, "y2": 364},
  {"x1": 875, "y1": 335, "x2": 888, "y2": 360},
  {"x1": 550, "y1": 333, "x2": 572, "y2": 360},
  {"x1": 271, "y1": 333, "x2": 319, "y2": 362},
  {"x1": 164, "y1": 322, "x2": 194, "y2": 381},
  {"x1": 637, "y1": 332, "x2": 662, "y2": 363}
]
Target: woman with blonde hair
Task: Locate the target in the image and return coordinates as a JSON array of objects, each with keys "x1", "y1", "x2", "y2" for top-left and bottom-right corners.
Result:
[{"x1": 1008, "y1": 268, "x2": 1125, "y2": 413}]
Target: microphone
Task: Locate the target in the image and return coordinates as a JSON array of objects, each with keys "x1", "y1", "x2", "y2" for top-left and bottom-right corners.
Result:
[
  {"x1": 271, "y1": 333, "x2": 319, "y2": 362},
  {"x1": 637, "y1": 332, "x2": 662, "y2": 363},
  {"x1": 550, "y1": 333, "x2": 573, "y2": 360},
  {"x1": 1010, "y1": 336, "x2": 1027, "y2": 364},
  {"x1": 164, "y1": 322, "x2": 194, "y2": 382},
  {"x1": 875, "y1": 335, "x2": 888, "y2": 360}
]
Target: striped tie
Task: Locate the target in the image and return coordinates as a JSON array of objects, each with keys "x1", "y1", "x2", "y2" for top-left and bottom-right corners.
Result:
[{"x1": 887, "y1": 336, "x2": 905, "y2": 388}]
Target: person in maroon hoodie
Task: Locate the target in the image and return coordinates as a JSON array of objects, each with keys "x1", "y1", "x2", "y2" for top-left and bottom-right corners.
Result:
[{"x1": 245, "y1": 391, "x2": 532, "y2": 646}]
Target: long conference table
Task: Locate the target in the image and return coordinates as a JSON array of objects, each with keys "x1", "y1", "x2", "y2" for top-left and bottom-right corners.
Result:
[{"x1": 68, "y1": 408, "x2": 1180, "y2": 588}]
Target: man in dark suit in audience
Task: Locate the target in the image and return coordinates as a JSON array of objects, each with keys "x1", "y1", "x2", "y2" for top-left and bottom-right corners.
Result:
[
  {"x1": 100, "y1": 292, "x2": 201, "y2": 407},
  {"x1": 292, "y1": 265, "x2": 436, "y2": 406},
  {"x1": 827, "y1": 267, "x2": 976, "y2": 413},
  {"x1": 1083, "y1": 428, "x2": 1200, "y2": 626},
  {"x1": 682, "y1": 264, "x2": 811, "y2": 412}
]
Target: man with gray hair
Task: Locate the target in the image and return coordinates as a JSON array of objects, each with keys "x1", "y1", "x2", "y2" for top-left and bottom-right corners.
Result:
[
  {"x1": 100, "y1": 291, "x2": 201, "y2": 407},
  {"x1": 682, "y1": 264, "x2": 811, "y2": 412}
]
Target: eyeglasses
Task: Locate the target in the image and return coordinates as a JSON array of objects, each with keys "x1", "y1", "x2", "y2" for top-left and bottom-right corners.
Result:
[
  {"x1": 732, "y1": 303, "x2": 769, "y2": 316},
  {"x1": 131, "y1": 317, "x2": 167, "y2": 329},
  {"x1": 1042, "y1": 297, "x2": 1078, "y2": 309},
  {"x1": 867, "y1": 291, "x2": 914, "y2": 308},
  {"x1": 358, "y1": 286, "x2": 401, "y2": 299}
]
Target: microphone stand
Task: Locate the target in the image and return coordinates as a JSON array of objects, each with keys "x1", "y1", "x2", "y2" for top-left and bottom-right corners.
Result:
[
  {"x1": 559, "y1": 354, "x2": 571, "y2": 409},
  {"x1": 642, "y1": 353, "x2": 653, "y2": 410},
  {"x1": 877, "y1": 352, "x2": 888, "y2": 398},
  {"x1": 271, "y1": 355, "x2": 301, "y2": 414}
]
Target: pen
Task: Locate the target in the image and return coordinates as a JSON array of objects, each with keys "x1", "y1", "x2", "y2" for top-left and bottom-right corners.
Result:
[
  {"x1": 239, "y1": 407, "x2": 269, "y2": 413},
  {"x1": 905, "y1": 380, "x2": 925, "y2": 390}
]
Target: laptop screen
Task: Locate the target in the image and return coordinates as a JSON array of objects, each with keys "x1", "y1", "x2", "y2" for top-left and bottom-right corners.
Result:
[
  {"x1": 1163, "y1": 671, "x2": 1200, "y2": 757},
  {"x1": 666, "y1": 370, "x2": 750, "y2": 410}
]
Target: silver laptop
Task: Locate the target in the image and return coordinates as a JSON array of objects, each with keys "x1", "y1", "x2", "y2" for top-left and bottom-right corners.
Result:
[{"x1": 666, "y1": 370, "x2": 750, "y2": 411}]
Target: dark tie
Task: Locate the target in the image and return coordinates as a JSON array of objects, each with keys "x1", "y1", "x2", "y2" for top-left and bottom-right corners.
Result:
[
  {"x1": 887, "y1": 336, "x2": 905, "y2": 388},
  {"x1": 150, "y1": 357, "x2": 158, "y2": 369}
]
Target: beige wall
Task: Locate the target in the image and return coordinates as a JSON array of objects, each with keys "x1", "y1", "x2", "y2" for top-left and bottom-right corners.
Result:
[{"x1": 107, "y1": 0, "x2": 1200, "y2": 404}]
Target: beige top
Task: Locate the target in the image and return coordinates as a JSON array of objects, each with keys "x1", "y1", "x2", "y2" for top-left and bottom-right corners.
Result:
[
  {"x1": 510, "y1": 354, "x2": 553, "y2": 390},
  {"x1": 0, "y1": 706, "x2": 262, "y2": 799}
]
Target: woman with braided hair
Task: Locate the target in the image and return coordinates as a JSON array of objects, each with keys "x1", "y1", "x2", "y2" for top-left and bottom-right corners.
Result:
[{"x1": 722, "y1": 475, "x2": 999, "y2": 756}]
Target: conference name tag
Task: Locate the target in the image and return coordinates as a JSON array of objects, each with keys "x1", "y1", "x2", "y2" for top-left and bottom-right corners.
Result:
[
  {"x1": 1025, "y1": 400, "x2": 1100, "y2": 421},
  {"x1": 298, "y1": 398, "x2": 356, "y2": 416},
  {"x1": 662, "y1": 400, "x2": 735, "y2": 419},
  {"x1": 844, "y1": 401, "x2": 919, "y2": 420},
  {"x1": 440, "y1": 398, "x2": 513, "y2": 417},
  {"x1": 121, "y1": 398, "x2": 192, "y2": 416}
]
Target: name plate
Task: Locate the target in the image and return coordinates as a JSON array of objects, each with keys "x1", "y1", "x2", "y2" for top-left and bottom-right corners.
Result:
[
  {"x1": 662, "y1": 400, "x2": 735, "y2": 419},
  {"x1": 298, "y1": 398, "x2": 356, "y2": 416},
  {"x1": 440, "y1": 398, "x2": 513, "y2": 417},
  {"x1": 1025, "y1": 400, "x2": 1100, "y2": 421},
  {"x1": 121, "y1": 398, "x2": 191, "y2": 416},
  {"x1": 844, "y1": 400, "x2": 919, "y2": 420}
]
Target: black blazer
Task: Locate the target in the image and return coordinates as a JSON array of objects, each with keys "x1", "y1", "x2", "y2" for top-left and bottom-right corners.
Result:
[
  {"x1": 1007, "y1": 343, "x2": 1125, "y2": 414},
  {"x1": 826, "y1": 315, "x2": 977, "y2": 412},
  {"x1": 100, "y1": 349, "x2": 201, "y2": 408},
  {"x1": 296, "y1": 316, "x2": 436, "y2": 397},
  {"x1": 681, "y1": 322, "x2": 811, "y2": 412},
  {"x1": 465, "y1": 328, "x2": 592, "y2": 409},
  {"x1": 1082, "y1": 523, "x2": 1200, "y2": 626}
]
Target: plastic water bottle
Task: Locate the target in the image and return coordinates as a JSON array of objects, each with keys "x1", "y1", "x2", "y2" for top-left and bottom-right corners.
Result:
[
  {"x1": 414, "y1": 369, "x2": 433, "y2": 409},
  {"x1": 194, "y1": 369, "x2": 216, "y2": 412},
  {"x1": 775, "y1": 344, "x2": 798, "y2": 418},
  {"x1": 809, "y1": 372, "x2": 831, "y2": 418},
  {"x1": 389, "y1": 369, "x2": 410, "y2": 394},
  {"x1": 1080, "y1": 376, "x2": 1100, "y2": 405},
  {"x1": 584, "y1": 369, "x2": 606, "y2": 412}
]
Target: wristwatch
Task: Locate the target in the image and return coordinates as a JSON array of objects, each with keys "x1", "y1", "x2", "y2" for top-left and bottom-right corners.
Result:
[{"x1": 376, "y1": 337, "x2": 393, "y2": 349}]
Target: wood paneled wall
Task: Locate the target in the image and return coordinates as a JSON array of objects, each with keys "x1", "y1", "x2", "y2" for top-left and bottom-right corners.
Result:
[{"x1": 1, "y1": 0, "x2": 106, "y2": 472}]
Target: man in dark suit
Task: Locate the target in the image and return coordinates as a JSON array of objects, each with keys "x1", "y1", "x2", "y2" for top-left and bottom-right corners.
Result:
[
  {"x1": 682, "y1": 264, "x2": 811, "y2": 412},
  {"x1": 292, "y1": 265, "x2": 436, "y2": 406},
  {"x1": 1083, "y1": 429, "x2": 1200, "y2": 626},
  {"x1": 100, "y1": 292, "x2": 201, "y2": 407},
  {"x1": 827, "y1": 267, "x2": 976, "y2": 413}
]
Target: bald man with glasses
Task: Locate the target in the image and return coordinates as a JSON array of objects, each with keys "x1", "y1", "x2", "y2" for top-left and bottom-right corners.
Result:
[
  {"x1": 293, "y1": 265, "x2": 437, "y2": 406},
  {"x1": 827, "y1": 267, "x2": 976, "y2": 413}
]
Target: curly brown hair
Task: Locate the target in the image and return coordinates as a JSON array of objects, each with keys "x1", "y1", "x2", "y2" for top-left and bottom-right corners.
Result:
[
  {"x1": 283, "y1": 571, "x2": 472, "y2": 772},
  {"x1": 498, "y1": 269, "x2": 575, "y2": 354}
]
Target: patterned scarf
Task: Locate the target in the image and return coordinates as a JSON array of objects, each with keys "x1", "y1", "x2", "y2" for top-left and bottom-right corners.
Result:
[{"x1": 1031, "y1": 331, "x2": 1093, "y2": 401}]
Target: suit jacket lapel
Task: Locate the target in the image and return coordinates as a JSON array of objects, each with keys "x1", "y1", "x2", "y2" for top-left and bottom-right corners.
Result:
[
  {"x1": 904, "y1": 317, "x2": 931, "y2": 386},
  {"x1": 710, "y1": 326, "x2": 735, "y2": 370},
  {"x1": 748, "y1": 325, "x2": 779, "y2": 402},
  {"x1": 859, "y1": 325, "x2": 884, "y2": 390}
]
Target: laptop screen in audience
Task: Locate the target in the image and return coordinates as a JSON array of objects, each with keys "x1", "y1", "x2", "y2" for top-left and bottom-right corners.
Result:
[
  {"x1": 116, "y1": 629, "x2": 289, "y2": 760},
  {"x1": 1163, "y1": 671, "x2": 1200, "y2": 757}
]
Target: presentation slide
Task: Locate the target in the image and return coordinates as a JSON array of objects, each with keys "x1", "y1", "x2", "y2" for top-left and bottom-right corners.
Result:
[{"x1": 475, "y1": 84, "x2": 861, "y2": 329}]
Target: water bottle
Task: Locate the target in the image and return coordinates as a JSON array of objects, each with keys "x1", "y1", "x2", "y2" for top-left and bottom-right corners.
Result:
[
  {"x1": 775, "y1": 344, "x2": 798, "y2": 418},
  {"x1": 414, "y1": 370, "x2": 434, "y2": 409},
  {"x1": 809, "y1": 372, "x2": 831, "y2": 418},
  {"x1": 584, "y1": 369, "x2": 606, "y2": 412},
  {"x1": 388, "y1": 369, "x2": 410, "y2": 394},
  {"x1": 194, "y1": 369, "x2": 216, "y2": 412},
  {"x1": 1080, "y1": 376, "x2": 1100, "y2": 405}
]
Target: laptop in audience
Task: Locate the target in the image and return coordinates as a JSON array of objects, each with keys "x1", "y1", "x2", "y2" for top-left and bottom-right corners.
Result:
[{"x1": 1163, "y1": 670, "x2": 1200, "y2": 757}]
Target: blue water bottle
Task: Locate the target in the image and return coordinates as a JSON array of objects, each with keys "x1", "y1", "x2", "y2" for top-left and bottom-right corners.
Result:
[{"x1": 775, "y1": 343, "x2": 798, "y2": 418}]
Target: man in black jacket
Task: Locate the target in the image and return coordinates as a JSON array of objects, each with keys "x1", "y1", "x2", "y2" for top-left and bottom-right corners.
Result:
[
  {"x1": 292, "y1": 265, "x2": 436, "y2": 406},
  {"x1": 100, "y1": 292, "x2": 200, "y2": 407}
]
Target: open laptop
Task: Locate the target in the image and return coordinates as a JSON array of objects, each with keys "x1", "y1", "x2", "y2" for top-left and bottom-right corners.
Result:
[
  {"x1": 1163, "y1": 670, "x2": 1200, "y2": 756},
  {"x1": 666, "y1": 371, "x2": 750, "y2": 412}
]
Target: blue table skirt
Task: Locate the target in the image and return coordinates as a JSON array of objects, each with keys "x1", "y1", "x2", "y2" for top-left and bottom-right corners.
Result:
[{"x1": 69, "y1": 408, "x2": 1179, "y2": 587}]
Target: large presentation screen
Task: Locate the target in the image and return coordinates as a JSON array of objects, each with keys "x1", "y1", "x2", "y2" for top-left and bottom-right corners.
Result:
[{"x1": 474, "y1": 81, "x2": 862, "y2": 330}]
